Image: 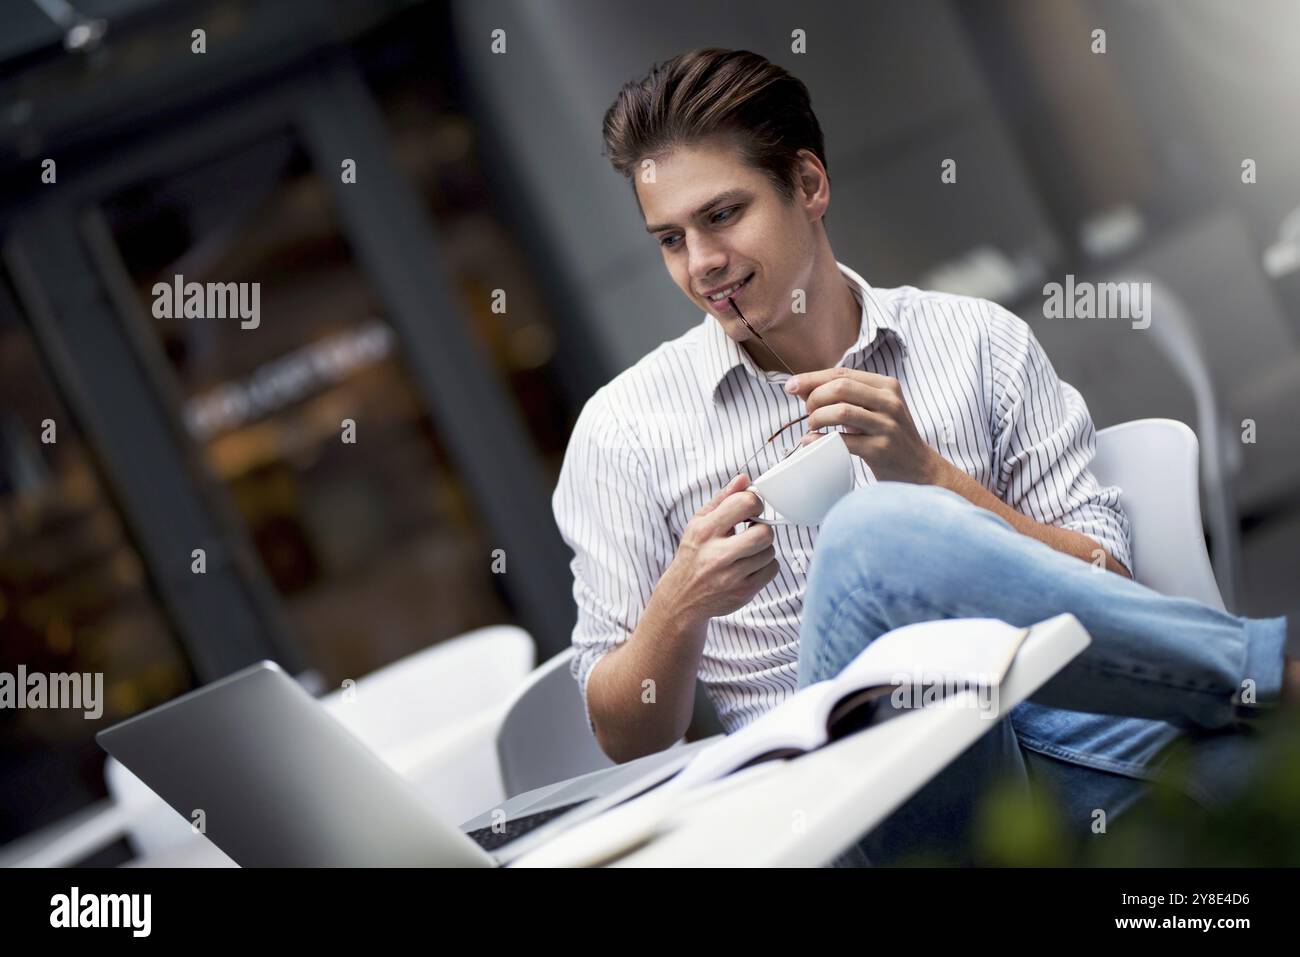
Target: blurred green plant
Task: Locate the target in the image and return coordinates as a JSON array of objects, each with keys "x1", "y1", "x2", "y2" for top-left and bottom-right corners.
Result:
[{"x1": 959, "y1": 706, "x2": 1300, "y2": 867}]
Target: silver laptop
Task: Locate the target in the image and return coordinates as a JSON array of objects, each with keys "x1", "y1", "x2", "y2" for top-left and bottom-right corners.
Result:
[{"x1": 96, "y1": 660, "x2": 715, "y2": 867}]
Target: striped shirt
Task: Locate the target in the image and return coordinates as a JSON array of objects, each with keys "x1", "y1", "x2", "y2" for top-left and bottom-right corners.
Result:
[{"x1": 552, "y1": 261, "x2": 1131, "y2": 736}]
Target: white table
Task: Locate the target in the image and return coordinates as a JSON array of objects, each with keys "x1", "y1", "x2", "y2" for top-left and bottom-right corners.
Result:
[{"x1": 511, "y1": 613, "x2": 1091, "y2": 868}]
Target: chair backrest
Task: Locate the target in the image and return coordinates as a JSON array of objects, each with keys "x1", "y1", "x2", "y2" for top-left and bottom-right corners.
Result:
[
  {"x1": 317, "y1": 625, "x2": 534, "y2": 755},
  {"x1": 1092, "y1": 418, "x2": 1225, "y2": 611},
  {"x1": 1104, "y1": 272, "x2": 1243, "y2": 608},
  {"x1": 495, "y1": 648, "x2": 615, "y2": 798}
]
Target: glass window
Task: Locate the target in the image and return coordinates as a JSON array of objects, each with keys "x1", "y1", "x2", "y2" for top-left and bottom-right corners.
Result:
[
  {"x1": 0, "y1": 278, "x2": 195, "y2": 848},
  {"x1": 372, "y1": 84, "x2": 576, "y2": 476},
  {"x1": 99, "y1": 135, "x2": 516, "y2": 686}
]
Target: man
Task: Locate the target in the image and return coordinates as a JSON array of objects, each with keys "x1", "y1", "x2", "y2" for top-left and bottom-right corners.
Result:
[{"x1": 552, "y1": 48, "x2": 1296, "y2": 864}]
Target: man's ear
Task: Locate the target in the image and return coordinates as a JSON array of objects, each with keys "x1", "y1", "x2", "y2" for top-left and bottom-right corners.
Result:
[{"x1": 795, "y1": 149, "x2": 830, "y2": 222}]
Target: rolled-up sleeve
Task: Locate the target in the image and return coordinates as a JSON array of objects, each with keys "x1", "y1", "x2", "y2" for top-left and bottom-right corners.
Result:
[
  {"x1": 986, "y1": 302, "x2": 1133, "y2": 573},
  {"x1": 552, "y1": 389, "x2": 676, "y2": 736}
]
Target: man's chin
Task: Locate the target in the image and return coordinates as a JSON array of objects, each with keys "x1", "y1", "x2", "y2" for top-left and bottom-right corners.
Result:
[
  {"x1": 734, "y1": 308, "x2": 786, "y2": 338},
  {"x1": 715, "y1": 308, "x2": 759, "y2": 335}
]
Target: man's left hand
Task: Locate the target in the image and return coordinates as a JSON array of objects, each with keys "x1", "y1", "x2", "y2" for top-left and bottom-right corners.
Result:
[{"x1": 785, "y1": 368, "x2": 945, "y2": 484}]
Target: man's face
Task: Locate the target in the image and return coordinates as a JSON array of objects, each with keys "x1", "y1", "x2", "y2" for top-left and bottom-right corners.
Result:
[{"x1": 638, "y1": 138, "x2": 819, "y2": 341}]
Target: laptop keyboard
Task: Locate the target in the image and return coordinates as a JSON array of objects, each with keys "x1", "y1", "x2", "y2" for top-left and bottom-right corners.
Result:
[{"x1": 463, "y1": 800, "x2": 590, "y2": 852}]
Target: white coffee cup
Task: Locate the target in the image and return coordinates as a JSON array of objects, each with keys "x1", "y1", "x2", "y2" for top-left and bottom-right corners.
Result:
[{"x1": 749, "y1": 430, "x2": 855, "y2": 526}]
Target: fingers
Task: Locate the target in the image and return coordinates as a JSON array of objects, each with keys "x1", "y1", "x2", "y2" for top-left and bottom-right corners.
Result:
[
  {"x1": 806, "y1": 404, "x2": 890, "y2": 434},
  {"x1": 741, "y1": 551, "x2": 781, "y2": 587},
  {"x1": 705, "y1": 486, "x2": 765, "y2": 533},
  {"x1": 784, "y1": 367, "x2": 898, "y2": 399},
  {"x1": 785, "y1": 372, "x2": 905, "y2": 426},
  {"x1": 732, "y1": 520, "x2": 776, "y2": 556},
  {"x1": 733, "y1": 545, "x2": 778, "y2": 578},
  {"x1": 805, "y1": 380, "x2": 894, "y2": 418}
]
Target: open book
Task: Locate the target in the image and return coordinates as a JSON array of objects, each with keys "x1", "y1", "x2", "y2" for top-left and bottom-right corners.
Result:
[{"x1": 663, "y1": 618, "x2": 1031, "y2": 794}]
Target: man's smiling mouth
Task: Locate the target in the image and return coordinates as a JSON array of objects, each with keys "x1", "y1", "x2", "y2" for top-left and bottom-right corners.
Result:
[{"x1": 705, "y1": 272, "x2": 754, "y2": 303}]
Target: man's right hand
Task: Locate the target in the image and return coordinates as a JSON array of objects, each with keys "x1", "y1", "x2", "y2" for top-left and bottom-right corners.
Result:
[{"x1": 657, "y1": 474, "x2": 780, "y2": 623}]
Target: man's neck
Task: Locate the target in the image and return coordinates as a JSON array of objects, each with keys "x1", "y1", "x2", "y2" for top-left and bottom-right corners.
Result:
[{"x1": 742, "y1": 257, "x2": 861, "y2": 375}]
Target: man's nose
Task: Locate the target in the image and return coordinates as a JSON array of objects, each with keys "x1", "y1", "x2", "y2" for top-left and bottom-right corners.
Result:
[{"x1": 687, "y1": 234, "x2": 728, "y2": 287}]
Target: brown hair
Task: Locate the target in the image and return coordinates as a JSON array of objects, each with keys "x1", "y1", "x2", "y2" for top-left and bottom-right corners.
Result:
[{"x1": 601, "y1": 48, "x2": 828, "y2": 203}]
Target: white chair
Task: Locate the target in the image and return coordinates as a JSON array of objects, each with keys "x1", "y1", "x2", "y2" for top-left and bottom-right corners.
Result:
[
  {"x1": 495, "y1": 648, "x2": 616, "y2": 798},
  {"x1": 318, "y1": 624, "x2": 533, "y2": 764},
  {"x1": 1091, "y1": 417, "x2": 1226, "y2": 609},
  {"x1": 1022, "y1": 272, "x2": 1245, "y2": 608},
  {"x1": 1106, "y1": 275, "x2": 1242, "y2": 608}
]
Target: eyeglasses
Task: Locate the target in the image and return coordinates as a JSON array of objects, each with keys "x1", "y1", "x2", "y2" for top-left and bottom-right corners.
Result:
[{"x1": 730, "y1": 295, "x2": 827, "y2": 479}]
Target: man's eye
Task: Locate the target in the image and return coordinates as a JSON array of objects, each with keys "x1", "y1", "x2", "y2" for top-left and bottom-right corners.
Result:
[
  {"x1": 712, "y1": 206, "x2": 740, "y2": 224},
  {"x1": 660, "y1": 234, "x2": 680, "y2": 248}
]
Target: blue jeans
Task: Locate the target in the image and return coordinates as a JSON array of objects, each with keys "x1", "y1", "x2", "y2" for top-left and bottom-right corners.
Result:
[{"x1": 796, "y1": 482, "x2": 1289, "y2": 867}]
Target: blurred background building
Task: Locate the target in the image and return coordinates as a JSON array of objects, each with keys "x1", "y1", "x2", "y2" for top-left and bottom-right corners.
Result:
[{"x1": 1, "y1": 0, "x2": 1297, "y2": 860}]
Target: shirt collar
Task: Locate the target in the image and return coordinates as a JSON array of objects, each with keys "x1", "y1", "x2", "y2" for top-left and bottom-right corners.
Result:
[{"x1": 696, "y1": 260, "x2": 906, "y2": 401}]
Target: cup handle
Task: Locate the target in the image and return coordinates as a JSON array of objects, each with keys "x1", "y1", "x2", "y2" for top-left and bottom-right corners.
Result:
[{"x1": 746, "y1": 489, "x2": 789, "y2": 526}]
